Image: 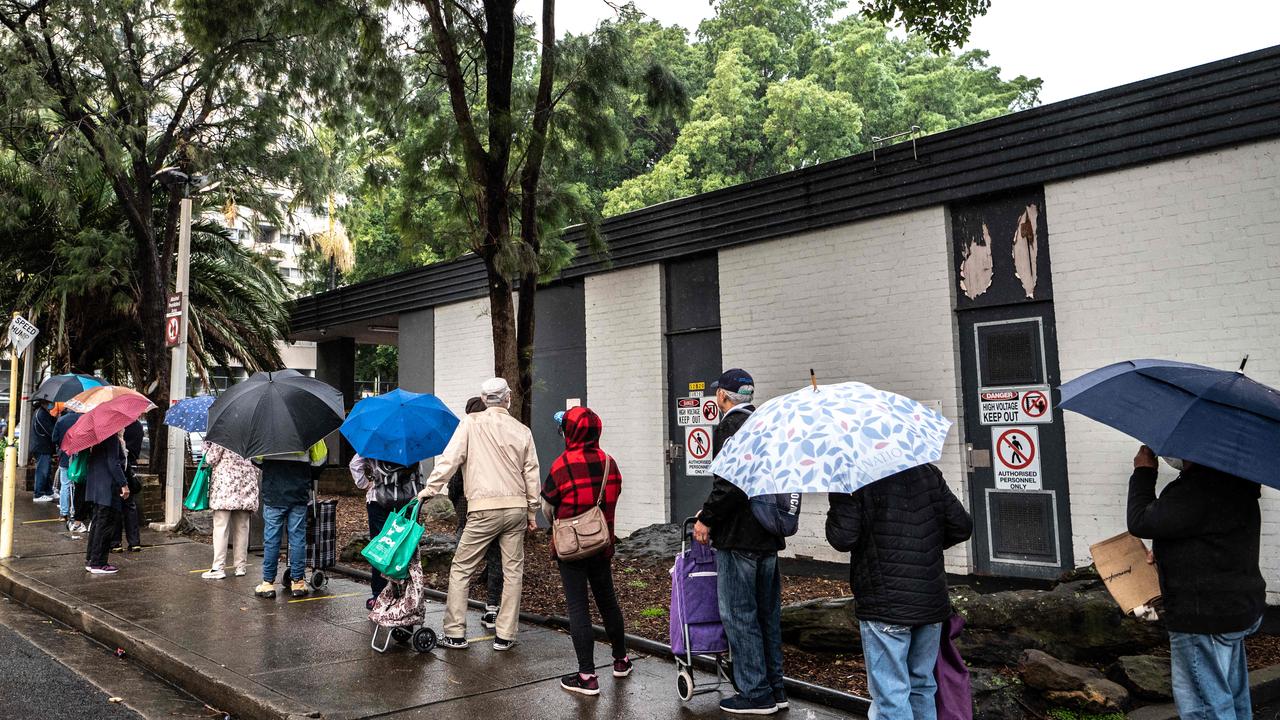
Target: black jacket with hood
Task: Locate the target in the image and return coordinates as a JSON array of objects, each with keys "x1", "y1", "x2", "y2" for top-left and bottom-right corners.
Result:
[
  {"x1": 825, "y1": 463, "x2": 972, "y2": 625},
  {"x1": 1127, "y1": 463, "x2": 1265, "y2": 634},
  {"x1": 698, "y1": 404, "x2": 784, "y2": 554}
]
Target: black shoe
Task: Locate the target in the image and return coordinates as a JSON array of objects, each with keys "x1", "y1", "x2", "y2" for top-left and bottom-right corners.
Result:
[
  {"x1": 560, "y1": 673, "x2": 600, "y2": 696},
  {"x1": 128, "y1": 545, "x2": 143, "y2": 553},
  {"x1": 720, "y1": 694, "x2": 778, "y2": 715},
  {"x1": 493, "y1": 637, "x2": 515, "y2": 651},
  {"x1": 481, "y1": 609, "x2": 498, "y2": 629},
  {"x1": 612, "y1": 656, "x2": 633, "y2": 677},
  {"x1": 773, "y1": 689, "x2": 789, "y2": 710},
  {"x1": 110, "y1": 546, "x2": 123, "y2": 553},
  {"x1": 439, "y1": 636, "x2": 469, "y2": 650}
]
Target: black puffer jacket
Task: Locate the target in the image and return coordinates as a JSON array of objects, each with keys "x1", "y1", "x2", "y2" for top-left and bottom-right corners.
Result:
[
  {"x1": 699, "y1": 404, "x2": 784, "y2": 554},
  {"x1": 826, "y1": 464, "x2": 972, "y2": 625},
  {"x1": 1128, "y1": 464, "x2": 1264, "y2": 634}
]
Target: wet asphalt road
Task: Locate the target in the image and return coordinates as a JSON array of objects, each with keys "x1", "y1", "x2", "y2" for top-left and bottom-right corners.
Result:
[{"x1": 0, "y1": 621, "x2": 143, "y2": 720}]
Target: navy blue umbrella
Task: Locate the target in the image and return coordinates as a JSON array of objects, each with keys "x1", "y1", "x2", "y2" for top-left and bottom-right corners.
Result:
[
  {"x1": 1060, "y1": 358, "x2": 1280, "y2": 489},
  {"x1": 164, "y1": 395, "x2": 216, "y2": 433}
]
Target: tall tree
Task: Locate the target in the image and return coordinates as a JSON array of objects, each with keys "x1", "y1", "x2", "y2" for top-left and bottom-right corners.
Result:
[{"x1": 0, "y1": 0, "x2": 393, "y2": 471}]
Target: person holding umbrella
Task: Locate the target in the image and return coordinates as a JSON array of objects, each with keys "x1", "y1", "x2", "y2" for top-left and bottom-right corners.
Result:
[
  {"x1": 1060, "y1": 358, "x2": 1280, "y2": 720},
  {"x1": 51, "y1": 405, "x2": 87, "y2": 534},
  {"x1": 201, "y1": 442, "x2": 260, "y2": 580},
  {"x1": 255, "y1": 440, "x2": 327, "y2": 599},
  {"x1": 30, "y1": 400, "x2": 57, "y2": 503}
]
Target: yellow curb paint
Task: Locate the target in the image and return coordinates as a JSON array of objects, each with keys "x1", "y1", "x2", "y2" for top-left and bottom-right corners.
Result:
[
  {"x1": 22, "y1": 518, "x2": 64, "y2": 524},
  {"x1": 287, "y1": 592, "x2": 361, "y2": 604},
  {"x1": 188, "y1": 568, "x2": 213, "y2": 573},
  {"x1": 467, "y1": 635, "x2": 495, "y2": 643}
]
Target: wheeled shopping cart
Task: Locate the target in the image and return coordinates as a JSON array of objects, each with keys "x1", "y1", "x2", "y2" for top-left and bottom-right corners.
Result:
[
  {"x1": 369, "y1": 556, "x2": 437, "y2": 654},
  {"x1": 670, "y1": 517, "x2": 738, "y2": 701}
]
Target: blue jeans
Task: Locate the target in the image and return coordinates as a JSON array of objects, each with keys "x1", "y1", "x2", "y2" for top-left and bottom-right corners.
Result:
[
  {"x1": 1169, "y1": 616, "x2": 1262, "y2": 720},
  {"x1": 58, "y1": 468, "x2": 72, "y2": 516},
  {"x1": 34, "y1": 454, "x2": 53, "y2": 496},
  {"x1": 716, "y1": 549, "x2": 785, "y2": 703},
  {"x1": 262, "y1": 504, "x2": 307, "y2": 583},
  {"x1": 860, "y1": 620, "x2": 943, "y2": 720}
]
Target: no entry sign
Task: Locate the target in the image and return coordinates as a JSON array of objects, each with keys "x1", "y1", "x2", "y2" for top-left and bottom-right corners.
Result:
[
  {"x1": 979, "y1": 386, "x2": 1052, "y2": 425},
  {"x1": 992, "y1": 425, "x2": 1042, "y2": 490},
  {"x1": 685, "y1": 426, "x2": 713, "y2": 476}
]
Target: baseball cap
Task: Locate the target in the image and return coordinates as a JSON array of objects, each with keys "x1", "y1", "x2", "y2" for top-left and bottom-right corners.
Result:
[
  {"x1": 480, "y1": 377, "x2": 511, "y2": 404},
  {"x1": 553, "y1": 410, "x2": 566, "y2": 427},
  {"x1": 711, "y1": 368, "x2": 754, "y2": 395}
]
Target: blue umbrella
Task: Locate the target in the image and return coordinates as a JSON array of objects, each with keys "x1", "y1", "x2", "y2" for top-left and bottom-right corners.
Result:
[
  {"x1": 1059, "y1": 358, "x2": 1280, "y2": 489},
  {"x1": 164, "y1": 395, "x2": 217, "y2": 432},
  {"x1": 339, "y1": 388, "x2": 460, "y2": 465},
  {"x1": 31, "y1": 373, "x2": 107, "y2": 403}
]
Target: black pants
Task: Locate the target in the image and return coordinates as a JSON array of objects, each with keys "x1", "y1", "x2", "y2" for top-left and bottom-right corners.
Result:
[
  {"x1": 85, "y1": 504, "x2": 121, "y2": 568},
  {"x1": 72, "y1": 481, "x2": 90, "y2": 522},
  {"x1": 558, "y1": 553, "x2": 627, "y2": 675},
  {"x1": 114, "y1": 495, "x2": 140, "y2": 549},
  {"x1": 366, "y1": 499, "x2": 413, "y2": 598},
  {"x1": 457, "y1": 510, "x2": 503, "y2": 607}
]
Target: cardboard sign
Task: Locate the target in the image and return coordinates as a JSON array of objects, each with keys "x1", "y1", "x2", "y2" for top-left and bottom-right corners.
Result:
[
  {"x1": 979, "y1": 386, "x2": 1052, "y2": 425},
  {"x1": 1091, "y1": 532, "x2": 1161, "y2": 615},
  {"x1": 992, "y1": 425, "x2": 1042, "y2": 490},
  {"x1": 677, "y1": 395, "x2": 718, "y2": 426},
  {"x1": 685, "y1": 426, "x2": 713, "y2": 476}
]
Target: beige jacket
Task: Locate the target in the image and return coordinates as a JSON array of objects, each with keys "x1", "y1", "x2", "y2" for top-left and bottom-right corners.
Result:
[{"x1": 422, "y1": 407, "x2": 540, "y2": 519}]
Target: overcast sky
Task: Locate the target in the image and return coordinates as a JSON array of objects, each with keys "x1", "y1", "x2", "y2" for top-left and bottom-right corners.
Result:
[{"x1": 550, "y1": 0, "x2": 1280, "y2": 104}]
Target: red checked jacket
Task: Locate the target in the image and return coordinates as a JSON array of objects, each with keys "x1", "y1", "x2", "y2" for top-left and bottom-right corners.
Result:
[{"x1": 541, "y1": 406, "x2": 623, "y2": 561}]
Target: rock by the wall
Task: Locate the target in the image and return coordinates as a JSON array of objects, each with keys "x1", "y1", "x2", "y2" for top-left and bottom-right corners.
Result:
[
  {"x1": 971, "y1": 668, "x2": 1039, "y2": 720},
  {"x1": 615, "y1": 523, "x2": 683, "y2": 560},
  {"x1": 1110, "y1": 655, "x2": 1174, "y2": 702},
  {"x1": 1019, "y1": 649, "x2": 1130, "y2": 713},
  {"x1": 779, "y1": 597, "x2": 860, "y2": 653}
]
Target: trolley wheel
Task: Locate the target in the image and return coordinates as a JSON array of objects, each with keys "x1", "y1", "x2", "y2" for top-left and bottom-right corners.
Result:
[
  {"x1": 310, "y1": 570, "x2": 328, "y2": 588},
  {"x1": 677, "y1": 669, "x2": 695, "y2": 702},
  {"x1": 719, "y1": 655, "x2": 739, "y2": 693},
  {"x1": 412, "y1": 627, "x2": 437, "y2": 653},
  {"x1": 391, "y1": 627, "x2": 413, "y2": 645}
]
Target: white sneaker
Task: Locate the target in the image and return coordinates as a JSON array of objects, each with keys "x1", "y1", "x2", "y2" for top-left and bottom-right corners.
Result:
[
  {"x1": 201, "y1": 569, "x2": 226, "y2": 580},
  {"x1": 234, "y1": 567, "x2": 247, "y2": 577},
  {"x1": 33, "y1": 495, "x2": 55, "y2": 503}
]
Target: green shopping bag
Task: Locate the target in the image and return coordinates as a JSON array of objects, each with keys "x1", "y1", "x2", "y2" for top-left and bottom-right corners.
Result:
[
  {"x1": 362, "y1": 499, "x2": 424, "y2": 580},
  {"x1": 183, "y1": 455, "x2": 210, "y2": 512},
  {"x1": 67, "y1": 452, "x2": 87, "y2": 484}
]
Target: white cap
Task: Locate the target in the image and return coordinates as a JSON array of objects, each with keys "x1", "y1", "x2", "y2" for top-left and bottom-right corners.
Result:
[{"x1": 481, "y1": 377, "x2": 511, "y2": 405}]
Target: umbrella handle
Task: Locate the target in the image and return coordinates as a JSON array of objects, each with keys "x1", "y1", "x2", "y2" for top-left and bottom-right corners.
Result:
[
  {"x1": 810, "y1": 369, "x2": 818, "y2": 392},
  {"x1": 1238, "y1": 355, "x2": 1249, "y2": 373}
]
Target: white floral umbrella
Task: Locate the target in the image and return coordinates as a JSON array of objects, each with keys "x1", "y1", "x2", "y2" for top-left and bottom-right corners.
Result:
[{"x1": 709, "y1": 381, "x2": 953, "y2": 496}]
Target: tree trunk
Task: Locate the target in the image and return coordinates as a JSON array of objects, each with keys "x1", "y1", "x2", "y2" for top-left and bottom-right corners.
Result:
[
  {"x1": 484, "y1": 258, "x2": 522, "y2": 421},
  {"x1": 515, "y1": 271, "x2": 536, "y2": 424}
]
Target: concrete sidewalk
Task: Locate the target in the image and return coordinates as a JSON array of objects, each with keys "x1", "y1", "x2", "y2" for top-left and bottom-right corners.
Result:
[{"x1": 0, "y1": 492, "x2": 854, "y2": 719}]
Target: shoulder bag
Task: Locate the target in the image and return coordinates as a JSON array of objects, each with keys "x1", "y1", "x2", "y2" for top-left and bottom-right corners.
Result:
[{"x1": 552, "y1": 455, "x2": 613, "y2": 562}]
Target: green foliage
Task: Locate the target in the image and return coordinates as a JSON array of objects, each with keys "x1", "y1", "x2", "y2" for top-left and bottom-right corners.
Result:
[
  {"x1": 1046, "y1": 710, "x2": 1126, "y2": 720},
  {"x1": 640, "y1": 606, "x2": 667, "y2": 618},
  {"x1": 603, "y1": 13, "x2": 1040, "y2": 216}
]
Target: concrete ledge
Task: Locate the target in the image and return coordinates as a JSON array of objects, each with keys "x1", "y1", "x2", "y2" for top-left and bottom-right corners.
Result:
[
  {"x1": 0, "y1": 564, "x2": 317, "y2": 720},
  {"x1": 1125, "y1": 663, "x2": 1280, "y2": 719}
]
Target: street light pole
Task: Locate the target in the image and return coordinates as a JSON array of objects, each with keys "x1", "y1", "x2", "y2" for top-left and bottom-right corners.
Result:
[{"x1": 162, "y1": 197, "x2": 192, "y2": 528}]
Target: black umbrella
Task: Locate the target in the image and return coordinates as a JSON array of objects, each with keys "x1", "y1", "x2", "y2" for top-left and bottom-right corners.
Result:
[
  {"x1": 204, "y1": 369, "x2": 345, "y2": 458},
  {"x1": 31, "y1": 374, "x2": 109, "y2": 403}
]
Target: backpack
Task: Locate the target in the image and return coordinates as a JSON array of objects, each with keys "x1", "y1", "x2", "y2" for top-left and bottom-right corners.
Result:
[
  {"x1": 369, "y1": 460, "x2": 422, "y2": 506},
  {"x1": 723, "y1": 406, "x2": 804, "y2": 537}
]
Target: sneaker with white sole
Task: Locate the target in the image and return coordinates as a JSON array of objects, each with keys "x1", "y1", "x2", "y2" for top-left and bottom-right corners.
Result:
[
  {"x1": 234, "y1": 567, "x2": 247, "y2": 577},
  {"x1": 439, "y1": 636, "x2": 469, "y2": 650},
  {"x1": 201, "y1": 569, "x2": 226, "y2": 580},
  {"x1": 493, "y1": 637, "x2": 515, "y2": 651},
  {"x1": 86, "y1": 565, "x2": 119, "y2": 575},
  {"x1": 612, "y1": 656, "x2": 634, "y2": 677},
  {"x1": 481, "y1": 608, "x2": 498, "y2": 629},
  {"x1": 560, "y1": 673, "x2": 600, "y2": 696},
  {"x1": 33, "y1": 495, "x2": 55, "y2": 503},
  {"x1": 773, "y1": 689, "x2": 789, "y2": 710},
  {"x1": 719, "y1": 695, "x2": 778, "y2": 715}
]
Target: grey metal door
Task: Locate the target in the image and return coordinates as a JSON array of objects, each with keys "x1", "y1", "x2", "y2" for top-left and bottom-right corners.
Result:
[
  {"x1": 530, "y1": 281, "x2": 588, "y2": 477},
  {"x1": 665, "y1": 256, "x2": 722, "y2": 523}
]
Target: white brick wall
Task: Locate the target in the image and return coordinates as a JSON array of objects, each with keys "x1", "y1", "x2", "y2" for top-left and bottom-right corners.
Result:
[
  {"x1": 1050, "y1": 138, "x2": 1280, "y2": 597},
  {"x1": 432, "y1": 297, "x2": 496, "y2": 416},
  {"x1": 585, "y1": 264, "x2": 669, "y2": 535},
  {"x1": 718, "y1": 207, "x2": 972, "y2": 569}
]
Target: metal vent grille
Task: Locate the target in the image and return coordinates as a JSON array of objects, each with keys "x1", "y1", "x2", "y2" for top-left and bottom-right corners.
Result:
[
  {"x1": 977, "y1": 321, "x2": 1044, "y2": 387},
  {"x1": 988, "y1": 490, "x2": 1057, "y2": 563}
]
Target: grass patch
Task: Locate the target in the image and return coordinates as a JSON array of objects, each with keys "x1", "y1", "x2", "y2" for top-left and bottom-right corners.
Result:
[
  {"x1": 1047, "y1": 710, "x2": 1125, "y2": 720},
  {"x1": 627, "y1": 579, "x2": 649, "y2": 589},
  {"x1": 640, "y1": 607, "x2": 667, "y2": 619}
]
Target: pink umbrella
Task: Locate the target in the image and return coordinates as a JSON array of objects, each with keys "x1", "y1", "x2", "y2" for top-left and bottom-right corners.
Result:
[{"x1": 62, "y1": 394, "x2": 156, "y2": 456}]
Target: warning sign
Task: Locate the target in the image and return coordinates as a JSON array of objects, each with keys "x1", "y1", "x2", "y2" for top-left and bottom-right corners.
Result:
[
  {"x1": 992, "y1": 425, "x2": 1042, "y2": 490},
  {"x1": 165, "y1": 316, "x2": 182, "y2": 348},
  {"x1": 677, "y1": 395, "x2": 719, "y2": 426},
  {"x1": 686, "y1": 426, "x2": 713, "y2": 476},
  {"x1": 6, "y1": 315, "x2": 38, "y2": 355},
  {"x1": 979, "y1": 386, "x2": 1052, "y2": 425}
]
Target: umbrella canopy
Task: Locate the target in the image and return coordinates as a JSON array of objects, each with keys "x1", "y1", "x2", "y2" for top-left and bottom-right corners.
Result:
[
  {"x1": 62, "y1": 394, "x2": 156, "y2": 455},
  {"x1": 708, "y1": 381, "x2": 953, "y2": 497},
  {"x1": 1059, "y1": 359, "x2": 1280, "y2": 489},
  {"x1": 65, "y1": 385, "x2": 149, "y2": 414},
  {"x1": 339, "y1": 389, "x2": 460, "y2": 465},
  {"x1": 31, "y1": 374, "x2": 107, "y2": 404},
  {"x1": 164, "y1": 395, "x2": 217, "y2": 433},
  {"x1": 205, "y1": 369, "x2": 345, "y2": 458}
]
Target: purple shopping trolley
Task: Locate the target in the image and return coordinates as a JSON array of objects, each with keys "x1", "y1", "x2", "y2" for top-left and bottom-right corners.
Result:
[{"x1": 670, "y1": 518, "x2": 738, "y2": 701}]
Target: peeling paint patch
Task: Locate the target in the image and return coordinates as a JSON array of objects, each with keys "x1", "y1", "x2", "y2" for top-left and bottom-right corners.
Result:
[
  {"x1": 1011, "y1": 203, "x2": 1040, "y2": 298},
  {"x1": 959, "y1": 224, "x2": 994, "y2": 300}
]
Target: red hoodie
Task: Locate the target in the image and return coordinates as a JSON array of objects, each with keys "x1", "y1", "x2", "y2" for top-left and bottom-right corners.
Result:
[{"x1": 541, "y1": 406, "x2": 623, "y2": 560}]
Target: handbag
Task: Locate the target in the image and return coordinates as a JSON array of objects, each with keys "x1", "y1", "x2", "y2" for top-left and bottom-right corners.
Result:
[
  {"x1": 935, "y1": 611, "x2": 974, "y2": 720},
  {"x1": 67, "y1": 452, "x2": 87, "y2": 484},
  {"x1": 183, "y1": 455, "x2": 210, "y2": 511},
  {"x1": 362, "y1": 499, "x2": 425, "y2": 580},
  {"x1": 552, "y1": 455, "x2": 613, "y2": 562}
]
